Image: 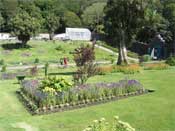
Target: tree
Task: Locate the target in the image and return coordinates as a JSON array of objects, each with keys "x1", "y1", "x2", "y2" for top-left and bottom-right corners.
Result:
[
  {"x1": 63, "y1": 11, "x2": 81, "y2": 28},
  {"x1": 82, "y1": 2, "x2": 106, "y2": 33},
  {"x1": 45, "y1": 13, "x2": 60, "y2": 40},
  {"x1": 163, "y1": 2, "x2": 175, "y2": 55},
  {"x1": 0, "y1": 13, "x2": 4, "y2": 31},
  {"x1": 10, "y1": 10, "x2": 41, "y2": 45},
  {"x1": 104, "y1": 0, "x2": 146, "y2": 65},
  {"x1": 1, "y1": 0, "x2": 18, "y2": 32}
]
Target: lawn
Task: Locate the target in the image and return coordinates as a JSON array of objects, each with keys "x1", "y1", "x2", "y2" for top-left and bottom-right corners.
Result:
[
  {"x1": 0, "y1": 68, "x2": 175, "y2": 131},
  {"x1": 0, "y1": 40, "x2": 116, "y2": 65}
]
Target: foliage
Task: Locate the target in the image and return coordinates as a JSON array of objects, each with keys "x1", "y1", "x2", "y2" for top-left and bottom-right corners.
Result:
[
  {"x1": 34, "y1": 58, "x2": 39, "y2": 64},
  {"x1": 165, "y1": 56, "x2": 175, "y2": 66},
  {"x1": 1, "y1": 65, "x2": 6, "y2": 72},
  {"x1": 83, "y1": 116, "x2": 135, "y2": 131},
  {"x1": 104, "y1": 0, "x2": 146, "y2": 65},
  {"x1": 82, "y1": 2, "x2": 106, "y2": 32},
  {"x1": 63, "y1": 11, "x2": 82, "y2": 28},
  {"x1": 10, "y1": 10, "x2": 41, "y2": 45},
  {"x1": 0, "y1": 59, "x2": 4, "y2": 65},
  {"x1": 44, "y1": 62, "x2": 49, "y2": 77},
  {"x1": 97, "y1": 64, "x2": 141, "y2": 75},
  {"x1": 144, "y1": 63, "x2": 169, "y2": 70},
  {"x1": 39, "y1": 77, "x2": 72, "y2": 93},
  {"x1": 114, "y1": 64, "x2": 141, "y2": 74},
  {"x1": 45, "y1": 13, "x2": 60, "y2": 40},
  {"x1": 73, "y1": 44, "x2": 97, "y2": 85}
]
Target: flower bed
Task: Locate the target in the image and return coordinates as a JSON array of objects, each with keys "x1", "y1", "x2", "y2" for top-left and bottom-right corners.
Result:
[
  {"x1": 97, "y1": 64, "x2": 141, "y2": 75},
  {"x1": 144, "y1": 63, "x2": 169, "y2": 70},
  {"x1": 17, "y1": 77, "x2": 148, "y2": 115}
]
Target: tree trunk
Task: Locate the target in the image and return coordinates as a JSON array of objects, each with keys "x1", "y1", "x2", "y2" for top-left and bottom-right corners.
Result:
[
  {"x1": 174, "y1": 36, "x2": 175, "y2": 56},
  {"x1": 49, "y1": 32, "x2": 54, "y2": 40},
  {"x1": 117, "y1": 30, "x2": 128, "y2": 65}
]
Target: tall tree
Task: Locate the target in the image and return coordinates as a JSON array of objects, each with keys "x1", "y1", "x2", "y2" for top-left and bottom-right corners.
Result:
[
  {"x1": 10, "y1": 10, "x2": 41, "y2": 45},
  {"x1": 45, "y1": 13, "x2": 60, "y2": 40},
  {"x1": 63, "y1": 11, "x2": 81, "y2": 28},
  {"x1": 163, "y1": 2, "x2": 175, "y2": 55},
  {"x1": 82, "y1": 2, "x2": 106, "y2": 33},
  {"x1": 104, "y1": 0, "x2": 146, "y2": 65}
]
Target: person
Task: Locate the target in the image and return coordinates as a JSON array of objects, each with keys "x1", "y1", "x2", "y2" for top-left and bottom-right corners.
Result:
[{"x1": 63, "y1": 57, "x2": 68, "y2": 67}]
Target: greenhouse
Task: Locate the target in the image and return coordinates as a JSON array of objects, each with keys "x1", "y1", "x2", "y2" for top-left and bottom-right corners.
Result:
[{"x1": 66, "y1": 28, "x2": 91, "y2": 41}]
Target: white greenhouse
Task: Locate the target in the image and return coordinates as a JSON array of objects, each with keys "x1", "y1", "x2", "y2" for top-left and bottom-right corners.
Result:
[{"x1": 66, "y1": 28, "x2": 91, "y2": 41}]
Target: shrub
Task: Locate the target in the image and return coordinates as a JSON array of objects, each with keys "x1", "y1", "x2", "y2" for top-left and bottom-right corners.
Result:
[
  {"x1": 83, "y1": 116, "x2": 135, "y2": 131},
  {"x1": 39, "y1": 77, "x2": 72, "y2": 93},
  {"x1": 144, "y1": 63, "x2": 169, "y2": 70},
  {"x1": 1, "y1": 65, "x2": 7, "y2": 72},
  {"x1": 166, "y1": 56, "x2": 175, "y2": 66},
  {"x1": 44, "y1": 62, "x2": 49, "y2": 77},
  {"x1": 0, "y1": 59, "x2": 4, "y2": 65},
  {"x1": 55, "y1": 45, "x2": 64, "y2": 51},
  {"x1": 73, "y1": 44, "x2": 97, "y2": 85},
  {"x1": 34, "y1": 58, "x2": 39, "y2": 64}
]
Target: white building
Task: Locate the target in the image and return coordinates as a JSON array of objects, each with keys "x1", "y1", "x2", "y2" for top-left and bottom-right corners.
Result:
[
  {"x1": 65, "y1": 28, "x2": 91, "y2": 41},
  {"x1": 0, "y1": 33, "x2": 16, "y2": 40}
]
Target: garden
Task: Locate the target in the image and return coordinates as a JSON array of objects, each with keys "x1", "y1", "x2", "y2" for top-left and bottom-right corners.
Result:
[{"x1": 1, "y1": 0, "x2": 175, "y2": 131}]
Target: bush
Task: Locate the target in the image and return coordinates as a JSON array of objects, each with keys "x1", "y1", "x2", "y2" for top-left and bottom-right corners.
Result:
[
  {"x1": 73, "y1": 44, "x2": 97, "y2": 85},
  {"x1": 144, "y1": 63, "x2": 169, "y2": 70},
  {"x1": 83, "y1": 116, "x2": 135, "y2": 131},
  {"x1": 39, "y1": 77, "x2": 72, "y2": 93},
  {"x1": 166, "y1": 56, "x2": 175, "y2": 66},
  {"x1": 34, "y1": 58, "x2": 39, "y2": 64},
  {"x1": 55, "y1": 45, "x2": 64, "y2": 51},
  {"x1": 0, "y1": 59, "x2": 4, "y2": 65},
  {"x1": 44, "y1": 62, "x2": 49, "y2": 77},
  {"x1": 1, "y1": 65, "x2": 7, "y2": 72}
]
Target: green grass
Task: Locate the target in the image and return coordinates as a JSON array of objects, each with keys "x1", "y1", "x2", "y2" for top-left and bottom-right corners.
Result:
[
  {"x1": 0, "y1": 68, "x2": 175, "y2": 131},
  {"x1": 0, "y1": 40, "x2": 115, "y2": 66}
]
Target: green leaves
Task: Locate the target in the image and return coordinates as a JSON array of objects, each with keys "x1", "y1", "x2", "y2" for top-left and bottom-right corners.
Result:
[
  {"x1": 40, "y1": 77, "x2": 72, "y2": 93},
  {"x1": 10, "y1": 9, "x2": 41, "y2": 44}
]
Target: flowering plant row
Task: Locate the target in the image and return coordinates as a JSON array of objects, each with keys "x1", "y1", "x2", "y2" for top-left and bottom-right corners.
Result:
[{"x1": 20, "y1": 77, "x2": 145, "y2": 113}]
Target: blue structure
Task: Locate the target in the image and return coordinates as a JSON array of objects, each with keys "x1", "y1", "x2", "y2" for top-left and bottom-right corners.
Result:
[{"x1": 149, "y1": 34, "x2": 165, "y2": 60}]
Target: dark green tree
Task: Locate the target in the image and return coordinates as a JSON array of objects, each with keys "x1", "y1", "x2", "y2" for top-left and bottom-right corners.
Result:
[
  {"x1": 45, "y1": 13, "x2": 60, "y2": 40},
  {"x1": 104, "y1": 0, "x2": 146, "y2": 65},
  {"x1": 163, "y1": 2, "x2": 175, "y2": 55},
  {"x1": 10, "y1": 10, "x2": 41, "y2": 45},
  {"x1": 63, "y1": 11, "x2": 81, "y2": 28},
  {"x1": 82, "y1": 2, "x2": 106, "y2": 33}
]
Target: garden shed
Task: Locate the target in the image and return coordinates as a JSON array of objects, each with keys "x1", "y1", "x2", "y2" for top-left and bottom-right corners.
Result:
[{"x1": 66, "y1": 28, "x2": 91, "y2": 41}]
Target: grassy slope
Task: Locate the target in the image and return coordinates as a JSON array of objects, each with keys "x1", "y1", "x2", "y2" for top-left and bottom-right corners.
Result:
[
  {"x1": 0, "y1": 68, "x2": 175, "y2": 131},
  {"x1": 0, "y1": 40, "x2": 115, "y2": 65}
]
